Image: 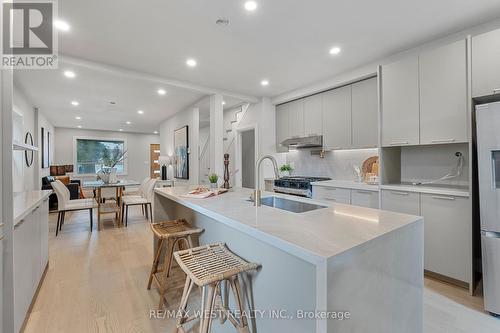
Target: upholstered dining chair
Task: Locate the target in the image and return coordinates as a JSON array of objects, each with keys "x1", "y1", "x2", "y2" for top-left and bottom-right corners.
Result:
[
  {"x1": 51, "y1": 180, "x2": 98, "y2": 236},
  {"x1": 121, "y1": 178, "x2": 156, "y2": 227}
]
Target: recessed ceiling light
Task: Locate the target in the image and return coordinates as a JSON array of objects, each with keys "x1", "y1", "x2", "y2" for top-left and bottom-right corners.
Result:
[
  {"x1": 126, "y1": 121, "x2": 132, "y2": 125},
  {"x1": 137, "y1": 110, "x2": 144, "y2": 114},
  {"x1": 54, "y1": 20, "x2": 70, "y2": 31},
  {"x1": 71, "y1": 101, "x2": 79, "y2": 106},
  {"x1": 157, "y1": 89, "x2": 166, "y2": 95},
  {"x1": 244, "y1": 1, "x2": 258, "y2": 11},
  {"x1": 77, "y1": 125, "x2": 82, "y2": 129},
  {"x1": 222, "y1": 101, "x2": 226, "y2": 105},
  {"x1": 186, "y1": 58, "x2": 197, "y2": 67},
  {"x1": 329, "y1": 46, "x2": 341, "y2": 55},
  {"x1": 119, "y1": 129, "x2": 123, "y2": 132},
  {"x1": 64, "y1": 70, "x2": 76, "y2": 78},
  {"x1": 75, "y1": 116, "x2": 81, "y2": 120},
  {"x1": 260, "y1": 79, "x2": 269, "y2": 86},
  {"x1": 154, "y1": 131, "x2": 159, "y2": 134}
]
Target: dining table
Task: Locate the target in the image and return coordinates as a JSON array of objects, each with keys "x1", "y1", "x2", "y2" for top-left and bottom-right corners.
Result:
[{"x1": 82, "y1": 179, "x2": 140, "y2": 230}]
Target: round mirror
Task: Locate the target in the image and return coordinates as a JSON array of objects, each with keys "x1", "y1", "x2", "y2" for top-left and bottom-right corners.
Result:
[{"x1": 25, "y1": 132, "x2": 34, "y2": 167}]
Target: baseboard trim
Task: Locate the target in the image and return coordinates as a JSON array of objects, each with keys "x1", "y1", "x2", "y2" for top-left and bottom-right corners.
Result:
[{"x1": 424, "y1": 270, "x2": 469, "y2": 290}]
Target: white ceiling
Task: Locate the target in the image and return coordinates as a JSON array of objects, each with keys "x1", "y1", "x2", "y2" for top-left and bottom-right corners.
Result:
[
  {"x1": 13, "y1": 61, "x2": 242, "y2": 133},
  {"x1": 55, "y1": 0, "x2": 500, "y2": 97}
]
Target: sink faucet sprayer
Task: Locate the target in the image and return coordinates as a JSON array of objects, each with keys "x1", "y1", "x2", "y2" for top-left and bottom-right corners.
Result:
[{"x1": 254, "y1": 155, "x2": 280, "y2": 206}]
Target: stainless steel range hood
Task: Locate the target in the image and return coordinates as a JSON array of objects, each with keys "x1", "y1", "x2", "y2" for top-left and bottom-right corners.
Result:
[{"x1": 280, "y1": 135, "x2": 323, "y2": 149}]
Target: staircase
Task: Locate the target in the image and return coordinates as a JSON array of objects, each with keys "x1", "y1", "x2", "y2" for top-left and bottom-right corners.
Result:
[{"x1": 224, "y1": 103, "x2": 250, "y2": 154}]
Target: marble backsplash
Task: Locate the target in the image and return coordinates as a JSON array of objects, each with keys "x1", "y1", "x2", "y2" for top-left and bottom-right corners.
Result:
[{"x1": 285, "y1": 148, "x2": 379, "y2": 180}]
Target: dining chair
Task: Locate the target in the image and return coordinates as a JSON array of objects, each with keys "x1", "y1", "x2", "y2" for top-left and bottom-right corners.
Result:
[
  {"x1": 121, "y1": 178, "x2": 156, "y2": 227},
  {"x1": 123, "y1": 176, "x2": 151, "y2": 216},
  {"x1": 51, "y1": 180, "x2": 98, "y2": 236}
]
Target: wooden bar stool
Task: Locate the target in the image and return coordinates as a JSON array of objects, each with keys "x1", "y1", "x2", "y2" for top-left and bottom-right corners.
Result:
[
  {"x1": 147, "y1": 219, "x2": 203, "y2": 310},
  {"x1": 174, "y1": 243, "x2": 259, "y2": 333}
]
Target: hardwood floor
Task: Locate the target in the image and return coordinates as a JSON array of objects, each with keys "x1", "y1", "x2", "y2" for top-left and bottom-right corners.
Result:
[{"x1": 22, "y1": 208, "x2": 500, "y2": 333}]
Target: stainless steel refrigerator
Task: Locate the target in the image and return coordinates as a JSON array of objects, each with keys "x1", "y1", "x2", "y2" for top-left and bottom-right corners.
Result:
[{"x1": 476, "y1": 101, "x2": 500, "y2": 316}]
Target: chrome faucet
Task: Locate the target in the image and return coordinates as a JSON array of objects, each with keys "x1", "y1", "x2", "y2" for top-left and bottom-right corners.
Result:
[{"x1": 254, "y1": 155, "x2": 280, "y2": 206}]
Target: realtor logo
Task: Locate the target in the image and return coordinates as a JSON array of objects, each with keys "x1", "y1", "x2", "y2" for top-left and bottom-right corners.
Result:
[{"x1": 2, "y1": 0, "x2": 58, "y2": 69}]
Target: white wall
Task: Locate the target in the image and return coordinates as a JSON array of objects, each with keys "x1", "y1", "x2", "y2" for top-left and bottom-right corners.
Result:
[
  {"x1": 236, "y1": 97, "x2": 286, "y2": 187},
  {"x1": 12, "y1": 86, "x2": 54, "y2": 191},
  {"x1": 54, "y1": 127, "x2": 159, "y2": 183},
  {"x1": 159, "y1": 106, "x2": 199, "y2": 185}
]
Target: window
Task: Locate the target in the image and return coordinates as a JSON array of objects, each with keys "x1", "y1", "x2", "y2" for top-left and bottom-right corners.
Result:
[
  {"x1": 75, "y1": 138, "x2": 126, "y2": 175},
  {"x1": 492, "y1": 150, "x2": 500, "y2": 188}
]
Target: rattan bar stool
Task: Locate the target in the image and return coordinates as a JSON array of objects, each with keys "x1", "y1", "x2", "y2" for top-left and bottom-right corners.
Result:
[
  {"x1": 147, "y1": 219, "x2": 204, "y2": 310},
  {"x1": 174, "y1": 243, "x2": 259, "y2": 333}
]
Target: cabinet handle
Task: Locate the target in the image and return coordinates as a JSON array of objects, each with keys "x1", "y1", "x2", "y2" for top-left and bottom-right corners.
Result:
[
  {"x1": 356, "y1": 190, "x2": 373, "y2": 194},
  {"x1": 431, "y1": 139, "x2": 455, "y2": 143},
  {"x1": 323, "y1": 197, "x2": 337, "y2": 202},
  {"x1": 391, "y1": 191, "x2": 409, "y2": 196},
  {"x1": 431, "y1": 195, "x2": 455, "y2": 201},
  {"x1": 389, "y1": 141, "x2": 409, "y2": 146},
  {"x1": 493, "y1": 88, "x2": 500, "y2": 94},
  {"x1": 322, "y1": 187, "x2": 336, "y2": 191}
]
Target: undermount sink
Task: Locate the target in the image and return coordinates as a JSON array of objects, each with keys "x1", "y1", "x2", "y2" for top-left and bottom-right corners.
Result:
[{"x1": 248, "y1": 196, "x2": 327, "y2": 213}]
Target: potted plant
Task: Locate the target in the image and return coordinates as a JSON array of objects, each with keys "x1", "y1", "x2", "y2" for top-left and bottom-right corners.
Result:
[
  {"x1": 208, "y1": 173, "x2": 219, "y2": 190},
  {"x1": 280, "y1": 164, "x2": 293, "y2": 177},
  {"x1": 97, "y1": 147, "x2": 127, "y2": 183}
]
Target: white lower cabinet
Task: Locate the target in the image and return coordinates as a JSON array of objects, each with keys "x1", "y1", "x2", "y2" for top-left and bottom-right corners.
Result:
[
  {"x1": 381, "y1": 190, "x2": 420, "y2": 215},
  {"x1": 421, "y1": 194, "x2": 472, "y2": 284},
  {"x1": 351, "y1": 190, "x2": 379, "y2": 209},
  {"x1": 312, "y1": 186, "x2": 351, "y2": 204},
  {"x1": 13, "y1": 200, "x2": 49, "y2": 333}
]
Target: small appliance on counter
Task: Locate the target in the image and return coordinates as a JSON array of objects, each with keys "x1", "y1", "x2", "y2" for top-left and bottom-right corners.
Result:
[{"x1": 274, "y1": 176, "x2": 331, "y2": 198}]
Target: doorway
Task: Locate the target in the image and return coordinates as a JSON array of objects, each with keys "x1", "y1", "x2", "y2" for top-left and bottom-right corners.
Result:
[
  {"x1": 240, "y1": 129, "x2": 255, "y2": 189},
  {"x1": 150, "y1": 144, "x2": 160, "y2": 178}
]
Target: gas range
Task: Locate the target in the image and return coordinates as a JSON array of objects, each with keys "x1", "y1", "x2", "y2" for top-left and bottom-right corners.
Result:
[{"x1": 274, "y1": 176, "x2": 331, "y2": 198}]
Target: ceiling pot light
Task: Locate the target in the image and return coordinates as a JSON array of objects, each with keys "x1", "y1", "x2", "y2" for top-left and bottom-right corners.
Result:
[
  {"x1": 244, "y1": 1, "x2": 257, "y2": 11},
  {"x1": 54, "y1": 20, "x2": 70, "y2": 31},
  {"x1": 77, "y1": 125, "x2": 82, "y2": 129},
  {"x1": 186, "y1": 58, "x2": 197, "y2": 67},
  {"x1": 154, "y1": 131, "x2": 159, "y2": 134},
  {"x1": 329, "y1": 46, "x2": 341, "y2": 55},
  {"x1": 137, "y1": 110, "x2": 144, "y2": 114},
  {"x1": 64, "y1": 70, "x2": 75, "y2": 78},
  {"x1": 260, "y1": 79, "x2": 269, "y2": 86},
  {"x1": 71, "y1": 101, "x2": 79, "y2": 106},
  {"x1": 222, "y1": 101, "x2": 226, "y2": 105},
  {"x1": 75, "y1": 116, "x2": 81, "y2": 120},
  {"x1": 157, "y1": 89, "x2": 166, "y2": 95},
  {"x1": 119, "y1": 129, "x2": 123, "y2": 132},
  {"x1": 126, "y1": 121, "x2": 132, "y2": 125}
]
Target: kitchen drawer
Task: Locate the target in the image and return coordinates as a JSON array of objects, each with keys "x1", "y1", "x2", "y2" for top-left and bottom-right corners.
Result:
[
  {"x1": 421, "y1": 194, "x2": 471, "y2": 284},
  {"x1": 381, "y1": 190, "x2": 420, "y2": 215},
  {"x1": 312, "y1": 186, "x2": 351, "y2": 204},
  {"x1": 351, "y1": 190, "x2": 379, "y2": 209}
]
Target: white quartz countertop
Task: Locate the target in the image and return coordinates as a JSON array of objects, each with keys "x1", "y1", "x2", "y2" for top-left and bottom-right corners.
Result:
[
  {"x1": 311, "y1": 180, "x2": 379, "y2": 191},
  {"x1": 14, "y1": 190, "x2": 52, "y2": 226},
  {"x1": 380, "y1": 183, "x2": 470, "y2": 197},
  {"x1": 155, "y1": 187, "x2": 422, "y2": 263}
]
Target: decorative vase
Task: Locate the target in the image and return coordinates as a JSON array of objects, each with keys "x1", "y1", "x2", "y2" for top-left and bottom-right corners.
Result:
[
  {"x1": 210, "y1": 182, "x2": 217, "y2": 190},
  {"x1": 281, "y1": 171, "x2": 290, "y2": 177},
  {"x1": 109, "y1": 168, "x2": 118, "y2": 183}
]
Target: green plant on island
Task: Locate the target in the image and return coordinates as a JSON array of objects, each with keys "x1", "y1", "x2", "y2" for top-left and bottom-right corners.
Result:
[
  {"x1": 208, "y1": 173, "x2": 219, "y2": 184},
  {"x1": 280, "y1": 164, "x2": 293, "y2": 172}
]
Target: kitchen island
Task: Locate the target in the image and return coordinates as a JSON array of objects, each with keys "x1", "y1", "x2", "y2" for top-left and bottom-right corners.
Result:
[{"x1": 154, "y1": 187, "x2": 423, "y2": 333}]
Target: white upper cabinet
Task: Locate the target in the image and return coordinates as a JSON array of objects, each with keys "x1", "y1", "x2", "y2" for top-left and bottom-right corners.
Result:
[
  {"x1": 288, "y1": 99, "x2": 305, "y2": 138},
  {"x1": 323, "y1": 85, "x2": 352, "y2": 150},
  {"x1": 303, "y1": 94, "x2": 323, "y2": 136},
  {"x1": 472, "y1": 28, "x2": 500, "y2": 98},
  {"x1": 352, "y1": 77, "x2": 378, "y2": 148},
  {"x1": 381, "y1": 56, "x2": 420, "y2": 147},
  {"x1": 276, "y1": 103, "x2": 289, "y2": 153},
  {"x1": 419, "y1": 39, "x2": 468, "y2": 144}
]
